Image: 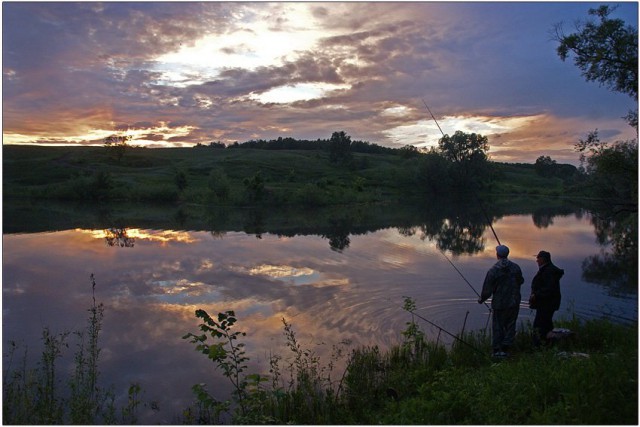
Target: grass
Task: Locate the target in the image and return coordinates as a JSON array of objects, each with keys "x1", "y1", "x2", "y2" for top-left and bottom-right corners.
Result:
[
  {"x1": 3, "y1": 282, "x2": 637, "y2": 424},
  {"x1": 3, "y1": 275, "x2": 138, "y2": 424},
  {"x1": 181, "y1": 297, "x2": 637, "y2": 425},
  {"x1": 3, "y1": 145, "x2": 584, "y2": 206}
]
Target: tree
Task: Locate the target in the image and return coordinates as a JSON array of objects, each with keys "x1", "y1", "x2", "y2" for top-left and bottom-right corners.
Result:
[
  {"x1": 577, "y1": 130, "x2": 637, "y2": 211},
  {"x1": 437, "y1": 131, "x2": 489, "y2": 188},
  {"x1": 243, "y1": 171, "x2": 265, "y2": 203},
  {"x1": 534, "y1": 156, "x2": 578, "y2": 181},
  {"x1": 328, "y1": 131, "x2": 353, "y2": 164},
  {"x1": 175, "y1": 169, "x2": 188, "y2": 192},
  {"x1": 399, "y1": 144, "x2": 420, "y2": 159},
  {"x1": 208, "y1": 168, "x2": 231, "y2": 202},
  {"x1": 575, "y1": 129, "x2": 637, "y2": 295},
  {"x1": 415, "y1": 151, "x2": 451, "y2": 195},
  {"x1": 555, "y1": 6, "x2": 639, "y2": 293},
  {"x1": 534, "y1": 155, "x2": 559, "y2": 178},
  {"x1": 553, "y1": 5, "x2": 638, "y2": 124},
  {"x1": 104, "y1": 135, "x2": 131, "y2": 163}
]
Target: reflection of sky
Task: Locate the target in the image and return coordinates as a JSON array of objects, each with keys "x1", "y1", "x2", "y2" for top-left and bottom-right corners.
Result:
[{"x1": 3, "y1": 216, "x2": 636, "y2": 422}]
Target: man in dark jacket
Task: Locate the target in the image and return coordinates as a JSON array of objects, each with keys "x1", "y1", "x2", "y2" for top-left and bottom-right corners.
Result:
[
  {"x1": 478, "y1": 245, "x2": 524, "y2": 357},
  {"x1": 529, "y1": 250, "x2": 564, "y2": 346}
]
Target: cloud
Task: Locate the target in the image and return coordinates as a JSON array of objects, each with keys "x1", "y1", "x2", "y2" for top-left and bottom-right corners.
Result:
[{"x1": 3, "y1": 2, "x2": 637, "y2": 163}]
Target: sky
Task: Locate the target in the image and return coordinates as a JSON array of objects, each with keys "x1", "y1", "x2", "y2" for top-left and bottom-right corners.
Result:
[{"x1": 2, "y1": 2, "x2": 638, "y2": 164}]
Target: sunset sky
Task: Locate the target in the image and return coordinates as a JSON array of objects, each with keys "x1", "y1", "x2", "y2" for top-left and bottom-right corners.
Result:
[{"x1": 3, "y1": 2, "x2": 638, "y2": 164}]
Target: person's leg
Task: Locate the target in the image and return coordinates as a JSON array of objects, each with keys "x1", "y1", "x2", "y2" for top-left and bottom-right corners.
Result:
[
  {"x1": 501, "y1": 306, "x2": 519, "y2": 352},
  {"x1": 532, "y1": 309, "x2": 543, "y2": 347},
  {"x1": 533, "y1": 309, "x2": 554, "y2": 346},
  {"x1": 538, "y1": 309, "x2": 554, "y2": 342},
  {"x1": 492, "y1": 309, "x2": 504, "y2": 354}
]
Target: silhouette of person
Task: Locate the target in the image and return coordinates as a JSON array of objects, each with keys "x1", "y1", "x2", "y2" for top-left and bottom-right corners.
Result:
[{"x1": 478, "y1": 245, "x2": 524, "y2": 357}]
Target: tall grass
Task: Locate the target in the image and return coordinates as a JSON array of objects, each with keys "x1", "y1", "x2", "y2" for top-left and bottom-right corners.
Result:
[
  {"x1": 4, "y1": 285, "x2": 636, "y2": 424},
  {"x1": 3, "y1": 275, "x2": 140, "y2": 425},
  {"x1": 183, "y1": 299, "x2": 637, "y2": 425}
]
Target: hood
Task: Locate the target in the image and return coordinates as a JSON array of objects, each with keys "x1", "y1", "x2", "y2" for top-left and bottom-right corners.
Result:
[
  {"x1": 542, "y1": 262, "x2": 564, "y2": 278},
  {"x1": 495, "y1": 258, "x2": 511, "y2": 270}
]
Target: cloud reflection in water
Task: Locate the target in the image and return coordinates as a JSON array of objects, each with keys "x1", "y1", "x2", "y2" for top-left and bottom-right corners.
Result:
[{"x1": 3, "y1": 215, "x2": 636, "y2": 422}]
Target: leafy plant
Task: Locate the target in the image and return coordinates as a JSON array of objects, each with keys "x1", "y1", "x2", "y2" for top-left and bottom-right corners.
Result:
[{"x1": 183, "y1": 310, "x2": 250, "y2": 418}]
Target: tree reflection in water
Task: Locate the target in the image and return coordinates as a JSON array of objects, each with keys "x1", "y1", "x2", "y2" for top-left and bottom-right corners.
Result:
[
  {"x1": 417, "y1": 204, "x2": 487, "y2": 256},
  {"x1": 582, "y1": 211, "x2": 638, "y2": 295},
  {"x1": 104, "y1": 227, "x2": 135, "y2": 248},
  {"x1": 10, "y1": 197, "x2": 634, "y2": 297},
  {"x1": 323, "y1": 218, "x2": 352, "y2": 252}
]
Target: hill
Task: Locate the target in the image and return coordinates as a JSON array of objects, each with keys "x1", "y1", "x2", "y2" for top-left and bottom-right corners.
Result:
[{"x1": 3, "y1": 144, "x2": 583, "y2": 206}]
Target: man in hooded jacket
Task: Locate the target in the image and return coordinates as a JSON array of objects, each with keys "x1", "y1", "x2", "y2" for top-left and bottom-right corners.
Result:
[
  {"x1": 478, "y1": 245, "x2": 524, "y2": 357},
  {"x1": 529, "y1": 250, "x2": 564, "y2": 346}
]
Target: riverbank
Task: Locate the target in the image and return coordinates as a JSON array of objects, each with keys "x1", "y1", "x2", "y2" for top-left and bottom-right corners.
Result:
[
  {"x1": 3, "y1": 145, "x2": 583, "y2": 206},
  {"x1": 4, "y1": 299, "x2": 637, "y2": 424},
  {"x1": 178, "y1": 305, "x2": 638, "y2": 425}
]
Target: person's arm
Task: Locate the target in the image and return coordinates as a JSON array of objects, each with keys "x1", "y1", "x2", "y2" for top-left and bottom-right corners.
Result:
[
  {"x1": 516, "y1": 265, "x2": 524, "y2": 286},
  {"x1": 478, "y1": 268, "x2": 494, "y2": 303},
  {"x1": 533, "y1": 268, "x2": 554, "y2": 298}
]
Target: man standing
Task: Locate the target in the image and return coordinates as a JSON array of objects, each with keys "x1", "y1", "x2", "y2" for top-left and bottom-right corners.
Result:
[
  {"x1": 529, "y1": 250, "x2": 564, "y2": 347},
  {"x1": 478, "y1": 245, "x2": 525, "y2": 358}
]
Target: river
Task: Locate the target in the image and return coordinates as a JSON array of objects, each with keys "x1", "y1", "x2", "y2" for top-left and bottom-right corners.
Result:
[{"x1": 3, "y1": 199, "x2": 637, "y2": 423}]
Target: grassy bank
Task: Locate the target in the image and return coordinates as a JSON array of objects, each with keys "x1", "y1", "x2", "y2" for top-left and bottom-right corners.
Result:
[
  {"x1": 182, "y1": 303, "x2": 637, "y2": 425},
  {"x1": 5, "y1": 280, "x2": 636, "y2": 424},
  {"x1": 3, "y1": 145, "x2": 583, "y2": 205}
]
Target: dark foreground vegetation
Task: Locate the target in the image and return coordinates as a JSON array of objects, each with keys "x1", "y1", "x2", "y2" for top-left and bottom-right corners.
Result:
[{"x1": 4, "y1": 281, "x2": 637, "y2": 425}]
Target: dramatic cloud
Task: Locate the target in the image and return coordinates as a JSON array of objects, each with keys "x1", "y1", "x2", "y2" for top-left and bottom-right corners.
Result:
[{"x1": 3, "y1": 2, "x2": 637, "y2": 163}]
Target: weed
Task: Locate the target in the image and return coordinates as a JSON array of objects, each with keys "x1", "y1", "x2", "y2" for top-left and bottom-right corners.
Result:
[
  {"x1": 182, "y1": 310, "x2": 250, "y2": 418},
  {"x1": 183, "y1": 302, "x2": 637, "y2": 425},
  {"x1": 2, "y1": 274, "x2": 145, "y2": 425}
]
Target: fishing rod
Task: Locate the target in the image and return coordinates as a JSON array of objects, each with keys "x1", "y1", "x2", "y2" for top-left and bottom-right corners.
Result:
[
  {"x1": 421, "y1": 100, "x2": 507, "y2": 253},
  {"x1": 437, "y1": 248, "x2": 490, "y2": 310},
  {"x1": 421, "y1": 99, "x2": 490, "y2": 310},
  {"x1": 422, "y1": 99, "x2": 504, "y2": 248},
  {"x1": 477, "y1": 197, "x2": 501, "y2": 246},
  {"x1": 405, "y1": 307, "x2": 489, "y2": 358},
  {"x1": 422, "y1": 99, "x2": 445, "y2": 137}
]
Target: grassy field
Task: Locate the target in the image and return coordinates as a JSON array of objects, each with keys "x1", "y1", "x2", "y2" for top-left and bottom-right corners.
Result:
[{"x1": 3, "y1": 145, "x2": 582, "y2": 206}]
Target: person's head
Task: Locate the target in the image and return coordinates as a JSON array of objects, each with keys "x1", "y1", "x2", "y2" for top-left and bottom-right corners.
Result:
[
  {"x1": 496, "y1": 245, "x2": 510, "y2": 259},
  {"x1": 535, "y1": 250, "x2": 551, "y2": 266}
]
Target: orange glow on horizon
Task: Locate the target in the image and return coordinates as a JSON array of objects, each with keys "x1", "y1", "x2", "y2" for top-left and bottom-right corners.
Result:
[{"x1": 76, "y1": 228, "x2": 199, "y2": 246}]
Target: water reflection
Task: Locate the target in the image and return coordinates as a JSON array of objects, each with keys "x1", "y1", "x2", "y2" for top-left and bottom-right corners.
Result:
[
  {"x1": 104, "y1": 227, "x2": 135, "y2": 247},
  {"x1": 3, "y1": 201, "x2": 637, "y2": 423},
  {"x1": 581, "y1": 212, "x2": 638, "y2": 295}
]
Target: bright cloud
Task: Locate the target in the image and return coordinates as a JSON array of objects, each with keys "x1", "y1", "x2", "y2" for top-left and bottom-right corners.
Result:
[
  {"x1": 249, "y1": 82, "x2": 351, "y2": 103},
  {"x1": 2, "y1": 2, "x2": 637, "y2": 164},
  {"x1": 152, "y1": 3, "x2": 333, "y2": 86}
]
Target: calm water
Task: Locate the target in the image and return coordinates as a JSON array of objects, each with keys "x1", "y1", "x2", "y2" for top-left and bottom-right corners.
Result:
[{"x1": 3, "y1": 203, "x2": 637, "y2": 423}]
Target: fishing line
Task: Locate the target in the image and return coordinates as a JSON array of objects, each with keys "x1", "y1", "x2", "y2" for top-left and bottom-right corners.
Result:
[
  {"x1": 421, "y1": 99, "x2": 491, "y2": 311},
  {"x1": 421, "y1": 99, "x2": 495, "y2": 335},
  {"x1": 405, "y1": 307, "x2": 488, "y2": 358},
  {"x1": 476, "y1": 196, "x2": 501, "y2": 246},
  {"x1": 422, "y1": 99, "x2": 502, "y2": 245},
  {"x1": 438, "y1": 248, "x2": 491, "y2": 310}
]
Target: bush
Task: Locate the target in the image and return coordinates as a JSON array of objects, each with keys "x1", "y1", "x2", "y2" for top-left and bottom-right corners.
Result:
[{"x1": 131, "y1": 184, "x2": 179, "y2": 202}]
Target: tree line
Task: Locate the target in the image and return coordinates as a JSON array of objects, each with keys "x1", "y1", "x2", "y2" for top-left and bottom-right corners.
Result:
[{"x1": 194, "y1": 132, "x2": 401, "y2": 156}]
